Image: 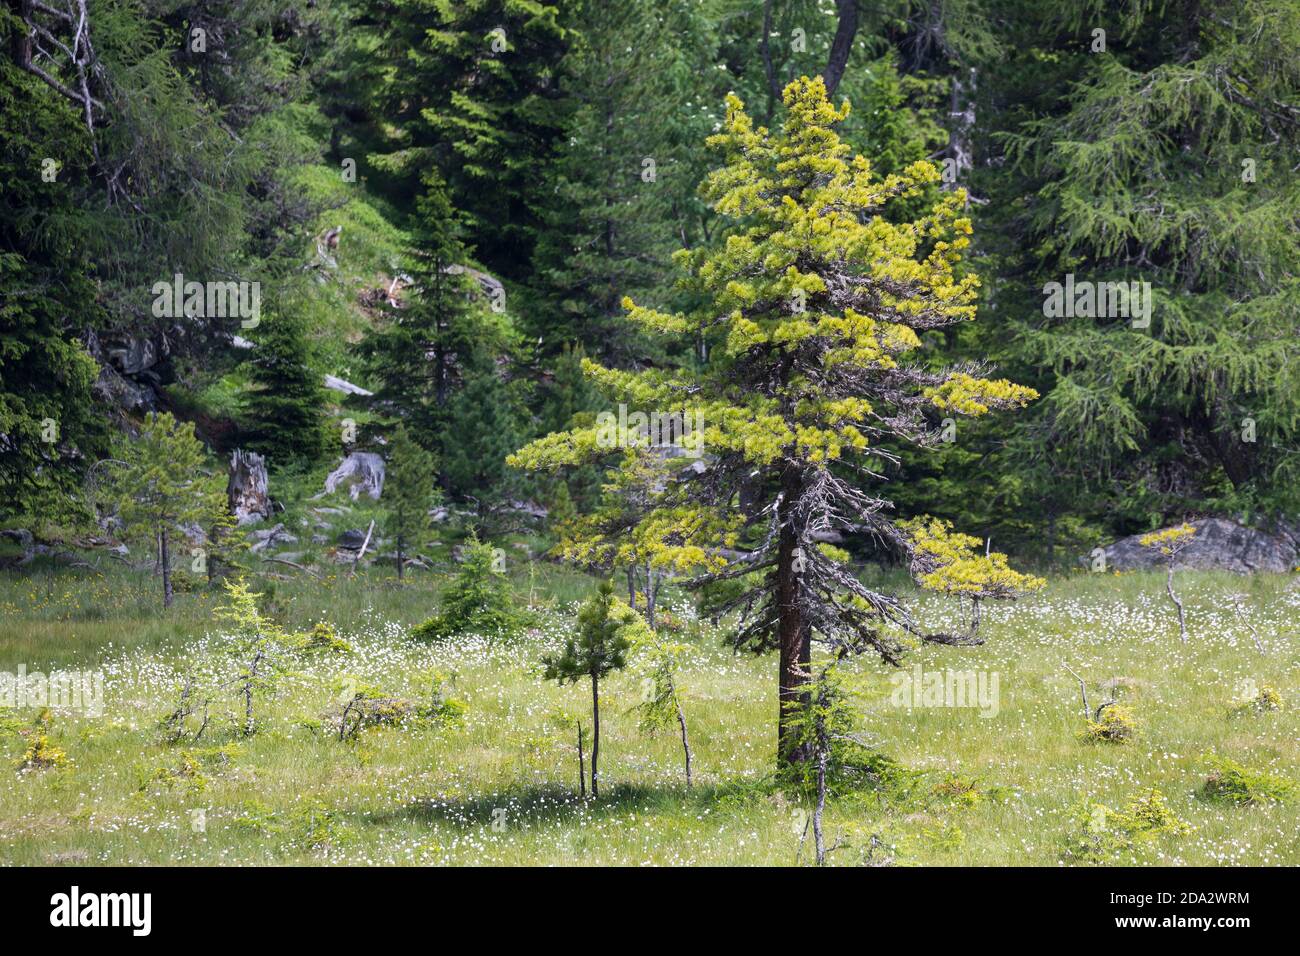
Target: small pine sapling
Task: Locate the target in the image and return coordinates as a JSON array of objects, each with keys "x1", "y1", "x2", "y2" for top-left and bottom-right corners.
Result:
[
  {"x1": 903, "y1": 517, "x2": 1045, "y2": 638},
  {"x1": 631, "y1": 630, "x2": 694, "y2": 787},
  {"x1": 412, "y1": 532, "x2": 523, "y2": 638},
  {"x1": 213, "y1": 577, "x2": 289, "y2": 736},
  {"x1": 781, "y1": 663, "x2": 864, "y2": 866},
  {"x1": 99, "y1": 412, "x2": 228, "y2": 609},
  {"x1": 1139, "y1": 523, "x2": 1198, "y2": 643},
  {"x1": 542, "y1": 580, "x2": 636, "y2": 797},
  {"x1": 385, "y1": 424, "x2": 437, "y2": 580}
]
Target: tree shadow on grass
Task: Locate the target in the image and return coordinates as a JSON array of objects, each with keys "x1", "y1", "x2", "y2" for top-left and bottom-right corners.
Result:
[{"x1": 360, "y1": 779, "x2": 765, "y2": 831}]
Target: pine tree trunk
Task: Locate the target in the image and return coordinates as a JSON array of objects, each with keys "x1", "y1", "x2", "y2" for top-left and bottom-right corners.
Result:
[
  {"x1": 10, "y1": 1, "x2": 32, "y2": 69},
  {"x1": 1167, "y1": 564, "x2": 1187, "y2": 643},
  {"x1": 577, "y1": 720, "x2": 586, "y2": 798},
  {"x1": 244, "y1": 650, "x2": 263, "y2": 737},
  {"x1": 590, "y1": 673, "x2": 600, "y2": 798},
  {"x1": 814, "y1": 728, "x2": 827, "y2": 865},
  {"x1": 777, "y1": 469, "x2": 811, "y2": 766},
  {"x1": 1046, "y1": 508, "x2": 1058, "y2": 570},
  {"x1": 644, "y1": 560, "x2": 656, "y2": 629},
  {"x1": 160, "y1": 527, "x2": 173, "y2": 609},
  {"x1": 672, "y1": 679, "x2": 693, "y2": 788},
  {"x1": 396, "y1": 534, "x2": 404, "y2": 580},
  {"x1": 822, "y1": 0, "x2": 859, "y2": 96},
  {"x1": 207, "y1": 521, "x2": 220, "y2": 584}
]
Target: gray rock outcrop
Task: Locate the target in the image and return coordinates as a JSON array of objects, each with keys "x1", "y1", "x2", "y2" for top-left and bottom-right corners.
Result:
[{"x1": 1098, "y1": 517, "x2": 1297, "y2": 573}]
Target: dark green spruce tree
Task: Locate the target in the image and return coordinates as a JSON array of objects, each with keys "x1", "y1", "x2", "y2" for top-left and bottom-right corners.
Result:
[
  {"x1": 384, "y1": 423, "x2": 437, "y2": 579},
  {"x1": 241, "y1": 307, "x2": 329, "y2": 466},
  {"x1": 526, "y1": 0, "x2": 717, "y2": 363},
  {"x1": 983, "y1": 0, "x2": 1300, "y2": 536},
  {"x1": 0, "y1": 19, "x2": 105, "y2": 524},
  {"x1": 359, "y1": 170, "x2": 514, "y2": 485},
  {"x1": 366, "y1": 0, "x2": 568, "y2": 277}
]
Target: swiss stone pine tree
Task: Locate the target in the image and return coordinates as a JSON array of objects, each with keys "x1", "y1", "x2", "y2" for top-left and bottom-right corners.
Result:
[
  {"x1": 104, "y1": 412, "x2": 227, "y2": 609},
  {"x1": 384, "y1": 423, "x2": 437, "y2": 580},
  {"x1": 901, "y1": 516, "x2": 1045, "y2": 638},
  {"x1": 511, "y1": 77, "x2": 1037, "y2": 766}
]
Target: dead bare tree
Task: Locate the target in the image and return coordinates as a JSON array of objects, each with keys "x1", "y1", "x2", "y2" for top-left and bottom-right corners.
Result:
[
  {"x1": 1228, "y1": 593, "x2": 1266, "y2": 654},
  {"x1": 10, "y1": 0, "x2": 105, "y2": 145},
  {"x1": 163, "y1": 676, "x2": 212, "y2": 743},
  {"x1": 349, "y1": 519, "x2": 375, "y2": 578},
  {"x1": 1062, "y1": 662, "x2": 1119, "y2": 723}
]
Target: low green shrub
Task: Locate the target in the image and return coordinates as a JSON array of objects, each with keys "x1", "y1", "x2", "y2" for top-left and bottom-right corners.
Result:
[
  {"x1": 1200, "y1": 754, "x2": 1293, "y2": 806},
  {"x1": 1229, "y1": 685, "x2": 1283, "y2": 717},
  {"x1": 1066, "y1": 788, "x2": 1193, "y2": 862},
  {"x1": 412, "y1": 533, "x2": 527, "y2": 639},
  {"x1": 1080, "y1": 704, "x2": 1137, "y2": 743},
  {"x1": 297, "y1": 621, "x2": 353, "y2": 654}
]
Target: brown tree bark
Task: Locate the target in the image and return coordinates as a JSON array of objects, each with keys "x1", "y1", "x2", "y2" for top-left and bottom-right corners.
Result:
[
  {"x1": 577, "y1": 719, "x2": 586, "y2": 798},
  {"x1": 675, "y1": 690, "x2": 693, "y2": 788},
  {"x1": 590, "y1": 672, "x2": 601, "y2": 797},
  {"x1": 1166, "y1": 563, "x2": 1187, "y2": 643},
  {"x1": 160, "y1": 526, "x2": 173, "y2": 609},
  {"x1": 644, "y1": 560, "x2": 656, "y2": 629},
  {"x1": 9, "y1": 0, "x2": 32, "y2": 69},
  {"x1": 822, "y1": 0, "x2": 860, "y2": 97}
]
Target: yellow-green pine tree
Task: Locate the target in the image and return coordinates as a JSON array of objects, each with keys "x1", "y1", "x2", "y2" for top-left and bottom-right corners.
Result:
[{"x1": 511, "y1": 77, "x2": 1037, "y2": 765}]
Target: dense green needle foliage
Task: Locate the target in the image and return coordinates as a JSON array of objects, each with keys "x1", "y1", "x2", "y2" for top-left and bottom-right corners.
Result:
[
  {"x1": 0, "y1": 0, "x2": 1297, "y2": 873},
  {"x1": 1, "y1": 0, "x2": 1296, "y2": 587},
  {"x1": 412, "y1": 533, "x2": 523, "y2": 639},
  {"x1": 100, "y1": 412, "x2": 227, "y2": 608},
  {"x1": 384, "y1": 423, "x2": 437, "y2": 580}
]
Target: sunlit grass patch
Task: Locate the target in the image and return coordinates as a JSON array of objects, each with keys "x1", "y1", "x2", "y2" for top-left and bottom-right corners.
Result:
[{"x1": 0, "y1": 564, "x2": 1295, "y2": 865}]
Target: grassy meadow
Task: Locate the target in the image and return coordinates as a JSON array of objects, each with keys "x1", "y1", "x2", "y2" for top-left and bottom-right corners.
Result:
[{"x1": 0, "y1": 558, "x2": 1296, "y2": 866}]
